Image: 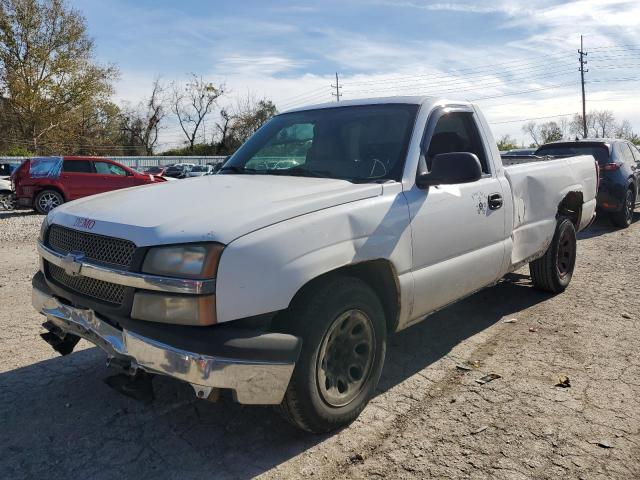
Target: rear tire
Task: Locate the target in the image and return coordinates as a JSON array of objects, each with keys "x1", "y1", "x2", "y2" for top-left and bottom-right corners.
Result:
[
  {"x1": 34, "y1": 189, "x2": 64, "y2": 214},
  {"x1": 610, "y1": 188, "x2": 634, "y2": 228},
  {"x1": 277, "y1": 276, "x2": 387, "y2": 433},
  {"x1": 529, "y1": 217, "x2": 576, "y2": 293}
]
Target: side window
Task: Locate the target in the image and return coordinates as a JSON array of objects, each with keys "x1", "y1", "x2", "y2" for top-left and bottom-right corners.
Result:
[
  {"x1": 94, "y1": 161, "x2": 127, "y2": 176},
  {"x1": 62, "y1": 160, "x2": 92, "y2": 173},
  {"x1": 626, "y1": 143, "x2": 640, "y2": 163},
  {"x1": 619, "y1": 143, "x2": 635, "y2": 166},
  {"x1": 426, "y1": 112, "x2": 489, "y2": 173}
]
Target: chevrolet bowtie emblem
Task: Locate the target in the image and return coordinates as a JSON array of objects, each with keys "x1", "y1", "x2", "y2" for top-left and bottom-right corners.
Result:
[{"x1": 61, "y1": 251, "x2": 85, "y2": 276}]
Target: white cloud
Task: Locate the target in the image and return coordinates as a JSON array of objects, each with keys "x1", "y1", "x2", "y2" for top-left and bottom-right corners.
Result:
[{"x1": 105, "y1": 0, "x2": 640, "y2": 149}]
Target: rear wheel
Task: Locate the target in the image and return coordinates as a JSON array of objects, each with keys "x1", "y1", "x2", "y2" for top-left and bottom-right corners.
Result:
[
  {"x1": 529, "y1": 217, "x2": 576, "y2": 293},
  {"x1": 277, "y1": 276, "x2": 387, "y2": 433},
  {"x1": 610, "y1": 188, "x2": 635, "y2": 228},
  {"x1": 34, "y1": 190, "x2": 63, "y2": 214}
]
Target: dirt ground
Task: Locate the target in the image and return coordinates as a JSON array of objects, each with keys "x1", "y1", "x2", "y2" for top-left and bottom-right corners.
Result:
[{"x1": 1, "y1": 209, "x2": 639, "y2": 480}]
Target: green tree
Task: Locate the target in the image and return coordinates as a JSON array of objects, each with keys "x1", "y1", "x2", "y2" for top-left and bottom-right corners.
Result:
[
  {"x1": 214, "y1": 95, "x2": 277, "y2": 154},
  {"x1": 0, "y1": 0, "x2": 118, "y2": 153},
  {"x1": 522, "y1": 120, "x2": 564, "y2": 146},
  {"x1": 2, "y1": 145, "x2": 32, "y2": 155},
  {"x1": 497, "y1": 134, "x2": 518, "y2": 151}
]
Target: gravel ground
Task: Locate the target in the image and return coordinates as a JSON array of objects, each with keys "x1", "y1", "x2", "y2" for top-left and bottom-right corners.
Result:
[{"x1": 1, "y1": 210, "x2": 639, "y2": 479}]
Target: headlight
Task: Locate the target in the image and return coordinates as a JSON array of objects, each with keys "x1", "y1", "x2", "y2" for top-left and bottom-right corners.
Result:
[
  {"x1": 132, "y1": 292, "x2": 216, "y2": 325},
  {"x1": 142, "y1": 243, "x2": 223, "y2": 279},
  {"x1": 38, "y1": 216, "x2": 49, "y2": 242}
]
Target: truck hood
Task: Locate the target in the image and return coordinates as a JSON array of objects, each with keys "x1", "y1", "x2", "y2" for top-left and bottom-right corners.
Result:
[{"x1": 48, "y1": 174, "x2": 383, "y2": 246}]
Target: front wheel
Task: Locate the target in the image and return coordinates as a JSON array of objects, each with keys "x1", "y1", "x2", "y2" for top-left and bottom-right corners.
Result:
[
  {"x1": 277, "y1": 276, "x2": 387, "y2": 433},
  {"x1": 34, "y1": 189, "x2": 64, "y2": 214},
  {"x1": 529, "y1": 217, "x2": 577, "y2": 293}
]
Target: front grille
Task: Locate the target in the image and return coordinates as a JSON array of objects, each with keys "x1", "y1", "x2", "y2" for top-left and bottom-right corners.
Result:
[
  {"x1": 47, "y1": 225, "x2": 136, "y2": 268},
  {"x1": 47, "y1": 262, "x2": 126, "y2": 305}
]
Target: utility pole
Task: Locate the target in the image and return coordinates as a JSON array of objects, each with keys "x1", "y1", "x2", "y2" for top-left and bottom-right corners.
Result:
[
  {"x1": 331, "y1": 72, "x2": 342, "y2": 102},
  {"x1": 578, "y1": 35, "x2": 588, "y2": 138}
]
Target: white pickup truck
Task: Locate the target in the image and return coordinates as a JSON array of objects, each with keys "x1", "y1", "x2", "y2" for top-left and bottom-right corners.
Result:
[{"x1": 32, "y1": 97, "x2": 597, "y2": 432}]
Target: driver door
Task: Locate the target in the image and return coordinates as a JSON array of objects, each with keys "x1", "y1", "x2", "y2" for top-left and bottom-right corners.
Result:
[{"x1": 404, "y1": 108, "x2": 507, "y2": 321}]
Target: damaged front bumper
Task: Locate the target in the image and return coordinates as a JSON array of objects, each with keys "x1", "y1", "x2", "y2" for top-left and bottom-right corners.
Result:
[{"x1": 32, "y1": 273, "x2": 301, "y2": 405}]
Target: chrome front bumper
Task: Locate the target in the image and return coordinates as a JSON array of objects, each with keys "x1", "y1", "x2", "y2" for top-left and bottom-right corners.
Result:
[{"x1": 33, "y1": 286, "x2": 297, "y2": 405}]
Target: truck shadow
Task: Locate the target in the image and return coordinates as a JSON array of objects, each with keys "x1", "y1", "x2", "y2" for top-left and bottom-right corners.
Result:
[
  {"x1": 0, "y1": 273, "x2": 550, "y2": 479},
  {"x1": 577, "y1": 211, "x2": 639, "y2": 239}
]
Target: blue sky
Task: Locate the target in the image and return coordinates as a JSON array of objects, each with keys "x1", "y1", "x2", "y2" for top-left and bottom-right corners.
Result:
[{"x1": 70, "y1": 0, "x2": 640, "y2": 149}]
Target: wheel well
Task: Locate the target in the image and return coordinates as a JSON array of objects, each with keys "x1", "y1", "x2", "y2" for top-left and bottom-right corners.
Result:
[
  {"x1": 288, "y1": 260, "x2": 401, "y2": 333},
  {"x1": 35, "y1": 186, "x2": 65, "y2": 201},
  {"x1": 558, "y1": 191, "x2": 583, "y2": 228}
]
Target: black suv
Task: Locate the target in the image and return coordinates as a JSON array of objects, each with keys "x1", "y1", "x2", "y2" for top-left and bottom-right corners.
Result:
[{"x1": 536, "y1": 140, "x2": 640, "y2": 228}]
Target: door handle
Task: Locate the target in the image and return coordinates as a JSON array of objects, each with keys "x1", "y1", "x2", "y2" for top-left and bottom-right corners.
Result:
[{"x1": 488, "y1": 193, "x2": 503, "y2": 210}]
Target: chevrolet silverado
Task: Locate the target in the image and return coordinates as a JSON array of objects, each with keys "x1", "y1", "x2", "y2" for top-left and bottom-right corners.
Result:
[{"x1": 32, "y1": 97, "x2": 598, "y2": 432}]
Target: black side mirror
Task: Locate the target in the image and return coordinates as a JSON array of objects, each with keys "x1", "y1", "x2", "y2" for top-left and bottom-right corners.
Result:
[{"x1": 416, "y1": 152, "x2": 482, "y2": 189}]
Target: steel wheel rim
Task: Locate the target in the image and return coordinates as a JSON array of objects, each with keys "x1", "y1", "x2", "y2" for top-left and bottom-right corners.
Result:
[
  {"x1": 317, "y1": 309, "x2": 375, "y2": 407},
  {"x1": 556, "y1": 228, "x2": 575, "y2": 278},
  {"x1": 39, "y1": 192, "x2": 60, "y2": 212}
]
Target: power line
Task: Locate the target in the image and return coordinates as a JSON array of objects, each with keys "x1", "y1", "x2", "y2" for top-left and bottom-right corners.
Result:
[
  {"x1": 490, "y1": 113, "x2": 576, "y2": 125},
  {"x1": 342, "y1": 68, "x2": 578, "y2": 96},
  {"x1": 342, "y1": 63, "x2": 577, "y2": 94},
  {"x1": 342, "y1": 53, "x2": 575, "y2": 87}
]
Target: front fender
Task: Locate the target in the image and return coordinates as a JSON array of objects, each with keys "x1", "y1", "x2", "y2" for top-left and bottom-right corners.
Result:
[{"x1": 215, "y1": 185, "x2": 413, "y2": 323}]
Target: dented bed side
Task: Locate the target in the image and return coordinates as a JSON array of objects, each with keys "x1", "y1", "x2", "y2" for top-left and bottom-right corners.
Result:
[{"x1": 504, "y1": 155, "x2": 597, "y2": 268}]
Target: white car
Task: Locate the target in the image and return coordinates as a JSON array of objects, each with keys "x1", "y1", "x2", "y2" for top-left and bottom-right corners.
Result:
[
  {"x1": 185, "y1": 165, "x2": 213, "y2": 177},
  {"x1": 32, "y1": 96, "x2": 597, "y2": 432},
  {"x1": 0, "y1": 175, "x2": 15, "y2": 210}
]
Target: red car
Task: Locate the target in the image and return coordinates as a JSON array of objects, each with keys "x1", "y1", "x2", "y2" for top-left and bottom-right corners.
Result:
[{"x1": 12, "y1": 156, "x2": 165, "y2": 214}]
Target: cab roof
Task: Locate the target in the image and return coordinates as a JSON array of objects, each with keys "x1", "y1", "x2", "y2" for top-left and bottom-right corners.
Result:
[{"x1": 281, "y1": 96, "x2": 473, "y2": 114}]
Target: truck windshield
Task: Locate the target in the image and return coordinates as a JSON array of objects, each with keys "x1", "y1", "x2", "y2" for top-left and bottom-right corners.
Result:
[
  {"x1": 535, "y1": 144, "x2": 610, "y2": 165},
  {"x1": 221, "y1": 104, "x2": 418, "y2": 182}
]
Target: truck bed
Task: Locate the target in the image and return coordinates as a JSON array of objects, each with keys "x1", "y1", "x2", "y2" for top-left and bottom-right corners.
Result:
[
  {"x1": 503, "y1": 154, "x2": 598, "y2": 268},
  {"x1": 501, "y1": 154, "x2": 564, "y2": 166}
]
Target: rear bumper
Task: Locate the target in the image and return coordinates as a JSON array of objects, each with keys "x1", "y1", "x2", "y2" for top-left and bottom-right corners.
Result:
[
  {"x1": 597, "y1": 178, "x2": 627, "y2": 212},
  {"x1": 32, "y1": 272, "x2": 301, "y2": 404},
  {"x1": 17, "y1": 196, "x2": 33, "y2": 207}
]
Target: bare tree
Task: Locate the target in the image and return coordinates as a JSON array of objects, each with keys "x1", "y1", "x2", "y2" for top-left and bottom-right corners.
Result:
[
  {"x1": 229, "y1": 94, "x2": 277, "y2": 144},
  {"x1": 615, "y1": 120, "x2": 639, "y2": 143},
  {"x1": 557, "y1": 117, "x2": 571, "y2": 139},
  {"x1": 522, "y1": 121, "x2": 541, "y2": 146},
  {"x1": 214, "y1": 108, "x2": 232, "y2": 154},
  {"x1": 171, "y1": 74, "x2": 224, "y2": 151},
  {"x1": 593, "y1": 110, "x2": 616, "y2": 138},
  {"x1": 120, "y1": 78, "x2": 166, "y2": 155}
]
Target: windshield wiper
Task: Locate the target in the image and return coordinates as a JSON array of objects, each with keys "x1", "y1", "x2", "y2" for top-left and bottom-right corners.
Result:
[
  {"x1": 262, "y1": 166, "x2": 337, "y2": 178},
  {"x1": 218, "y1": 165, "x2": 258, "y2": 174}
]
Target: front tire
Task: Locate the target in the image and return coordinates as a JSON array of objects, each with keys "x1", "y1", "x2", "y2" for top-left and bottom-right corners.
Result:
[
  {"x1": 610, "y1": 188, "x2": 635, "y2": 228},
  {"x1": 278, "y1": 276, "x2": 387, "y2": 433},
  {"x1": 529, "y1": 217, "x2": 577, "y2": 293},
  {"x1": 34, "y1": 189, "x2": 64, "y2": 214}
]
